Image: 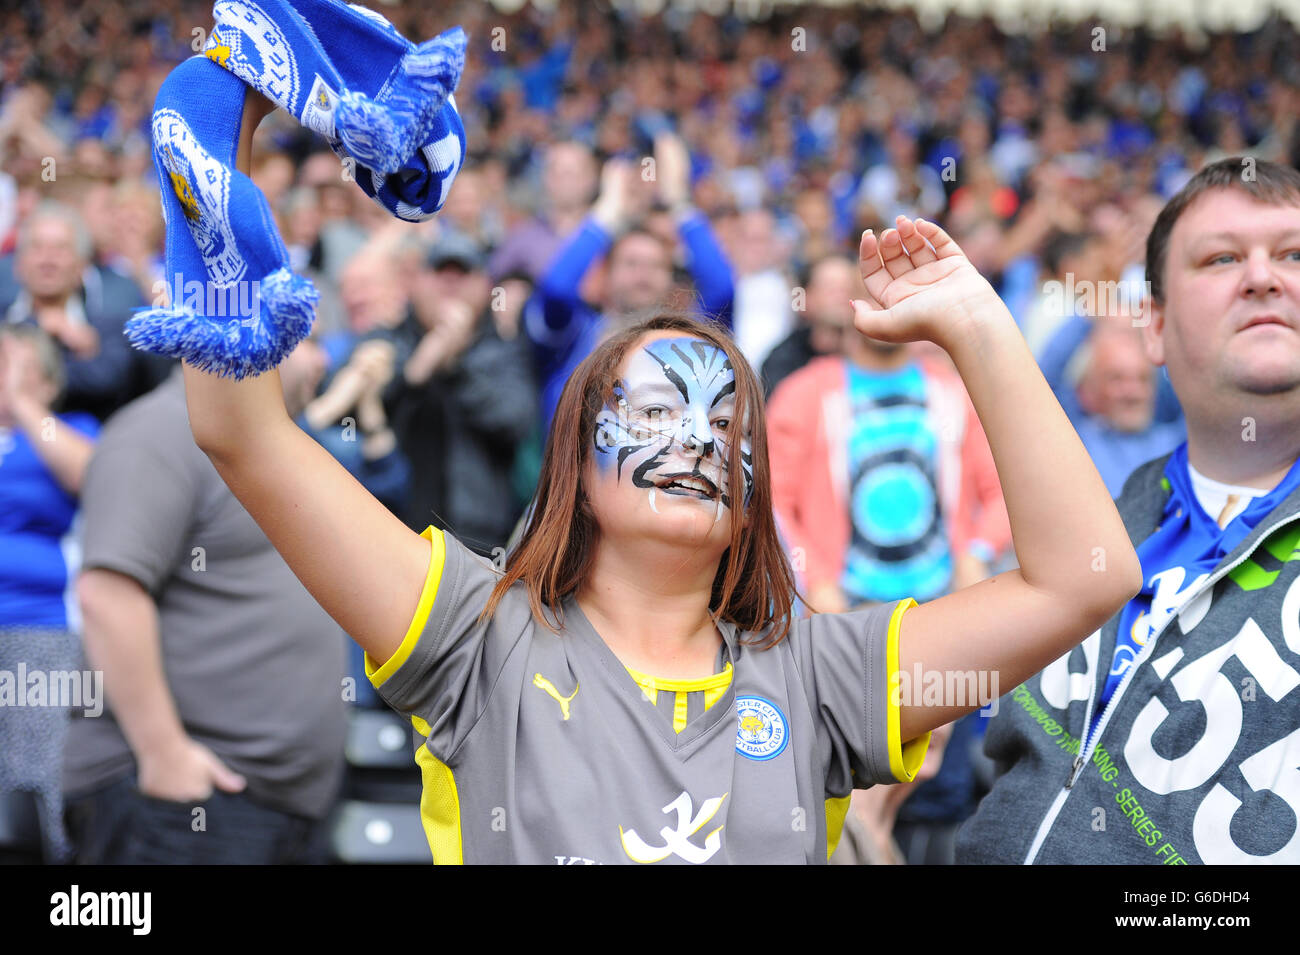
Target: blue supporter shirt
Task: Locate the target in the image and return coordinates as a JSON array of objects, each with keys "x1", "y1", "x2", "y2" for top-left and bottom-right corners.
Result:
[
  {"x1": 1037, "y1": 314, "x2": 1185, "y2": 496},
  {"x1": 1093, "y1": 443, "x2": 1300, "y2": 731},
  {"x1": 0, "y1": 412, "x2": 100, "y2": 630}
]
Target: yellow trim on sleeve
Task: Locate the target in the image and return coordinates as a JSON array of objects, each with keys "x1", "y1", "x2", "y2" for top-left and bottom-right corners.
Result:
[
  {"x1": 365, "y1": 526, "x2": 446, "y2": 689},
  {"x1": 414, "y1": 742, "x2": 463, "y2": 864},
  {"x1": 824, "y1": 793, "x2": 852, "y2": 861},
  {"x1": 885, "y1": 597, "x2": 932, "y2": 783},
  {"x1": 899, "y1": 732, "x2": 930, "y2": 781}
]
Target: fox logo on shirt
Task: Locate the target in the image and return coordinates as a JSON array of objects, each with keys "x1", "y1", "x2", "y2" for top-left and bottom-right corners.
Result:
[{"x1": 619, "y1": 791, "x2": 728, "y2": 864}]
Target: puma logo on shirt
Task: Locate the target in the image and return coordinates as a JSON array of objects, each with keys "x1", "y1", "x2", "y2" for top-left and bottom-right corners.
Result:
[{"x1": 533, "y1": 672, "x2": 579, "y2": 720}]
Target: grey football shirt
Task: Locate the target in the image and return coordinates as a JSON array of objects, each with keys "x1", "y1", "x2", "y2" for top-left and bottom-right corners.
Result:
[{"x1": 369, "y1": 525, "x2": 928, "y2": 864}]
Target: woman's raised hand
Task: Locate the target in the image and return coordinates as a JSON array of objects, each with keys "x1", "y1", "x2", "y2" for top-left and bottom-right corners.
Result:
[{"x1": 851, "y1": 215, "x2": 1006, "y2": 350}]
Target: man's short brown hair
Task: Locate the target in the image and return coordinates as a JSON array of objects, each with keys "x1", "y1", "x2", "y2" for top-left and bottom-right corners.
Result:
[{"x1": 1146, "y1": 157, "x2": 1300, "y2": 305}]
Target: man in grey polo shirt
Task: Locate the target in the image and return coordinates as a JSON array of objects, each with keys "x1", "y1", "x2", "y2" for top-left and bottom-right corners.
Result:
[{"x1": 63, "y1": 346, "x2": 346, "y2": 864}]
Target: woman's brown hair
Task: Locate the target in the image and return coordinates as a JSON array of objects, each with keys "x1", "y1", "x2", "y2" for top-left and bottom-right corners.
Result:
[{"x1": 479, "y1": 312, "x2": 800, "y2": 648}]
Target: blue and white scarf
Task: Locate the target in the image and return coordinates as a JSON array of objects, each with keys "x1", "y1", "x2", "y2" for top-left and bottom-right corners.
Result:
[
  {"x1": 127, "y1": 0, "x2": 466, "y2": 378},
  {"x1": 205, "y1": 0, "x2": 466, "y2": 205}
]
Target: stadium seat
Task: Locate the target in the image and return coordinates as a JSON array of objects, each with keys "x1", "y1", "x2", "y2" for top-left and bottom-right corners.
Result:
[
  {"x1": 345, "y1": 707, "x2": 419, "y2": 769},
  {"x1": 334, "y1": 707, "x2": 425, "y2": 861},
  {"x1": 330, "y1": 801, "x2": 430, "y2": 864}
]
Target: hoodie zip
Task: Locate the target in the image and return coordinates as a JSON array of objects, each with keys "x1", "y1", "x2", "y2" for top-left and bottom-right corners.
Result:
[{"x1": 1022, "y1": 509, "x2": 1300, "y2": 864}]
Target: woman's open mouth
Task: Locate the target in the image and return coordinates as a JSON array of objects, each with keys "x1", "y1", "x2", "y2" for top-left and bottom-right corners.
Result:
[{"x1": 655, "y1": 473, "x2": 718, "y2": 499}]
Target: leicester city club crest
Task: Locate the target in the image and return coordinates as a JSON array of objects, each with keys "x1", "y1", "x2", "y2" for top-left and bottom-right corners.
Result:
[
  {"x1": 151, "y1": 109, "x2": 246, "y2": 289},
  {"x1": 735, "y1": 696, "x2": 788, "y2": 761},
  {"x1": 206, "y1": 0, "x2": 301, "y2": 113}
]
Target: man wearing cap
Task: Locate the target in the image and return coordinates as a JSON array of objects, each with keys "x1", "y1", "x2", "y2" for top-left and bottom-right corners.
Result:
[{"x1": 386, "y1": 233, "x2": 537, "y2": 556}]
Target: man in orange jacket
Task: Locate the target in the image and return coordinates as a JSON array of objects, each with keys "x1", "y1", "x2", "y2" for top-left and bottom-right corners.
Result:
[{"x1": 767, "y1": 253, "x2": 1010, "y2": 614}]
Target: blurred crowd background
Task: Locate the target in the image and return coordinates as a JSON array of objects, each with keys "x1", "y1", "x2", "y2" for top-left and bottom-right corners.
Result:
[{"x1": 1, "y1": 0, "x2": 1295, "y2": 864}]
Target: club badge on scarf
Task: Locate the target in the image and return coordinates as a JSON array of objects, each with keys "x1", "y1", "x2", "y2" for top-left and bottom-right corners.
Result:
[
  {"x1": 128, "y1": 0, "x2": 467, "y2": 379},
  {"x1": 204, "y1": 0, "x2": 466, "y2": 189}
]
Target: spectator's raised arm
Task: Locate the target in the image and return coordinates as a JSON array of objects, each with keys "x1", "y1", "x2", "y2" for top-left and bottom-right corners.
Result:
[
  {"x1": 530, "y1": 159, "x2": 635, "y2": 341},
  {"x1": 678, "y1": 212, "x2": 735, "y2": 328},
  {"x1": 653, "y1": 133, "x2": 735, "y2": 327}
]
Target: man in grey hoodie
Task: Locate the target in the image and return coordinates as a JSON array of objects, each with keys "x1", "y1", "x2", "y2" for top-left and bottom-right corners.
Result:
[{"x1": 958, "y1": 157, "x2": 1300, "y2": 864}]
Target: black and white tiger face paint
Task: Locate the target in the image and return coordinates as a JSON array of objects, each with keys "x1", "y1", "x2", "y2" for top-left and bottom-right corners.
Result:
[{"x1": 593, "y1": 337, "x2": 753, "y2": 522}]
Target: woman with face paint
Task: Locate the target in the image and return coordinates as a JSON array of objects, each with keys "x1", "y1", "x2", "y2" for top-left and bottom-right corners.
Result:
[{"x1": 179, "y1": 92, "x2": 1140, "y2": 862}]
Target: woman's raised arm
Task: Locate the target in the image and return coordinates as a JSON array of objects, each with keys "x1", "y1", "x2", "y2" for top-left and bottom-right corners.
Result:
[
  {"x1": 181, "y1": 87, "x2": 429, "y2": 667},
  {"x1": 851, "y1": 218, "x2": 1143, "y2": 743}
]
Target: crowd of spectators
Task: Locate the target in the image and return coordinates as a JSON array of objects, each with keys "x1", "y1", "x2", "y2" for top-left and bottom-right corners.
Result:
[{"x1": 3, "y1": 0, "x2": 1296, "y2": 862}]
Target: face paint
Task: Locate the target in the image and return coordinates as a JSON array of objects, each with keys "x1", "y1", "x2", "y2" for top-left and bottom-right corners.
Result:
[{"x1": 593, "y1": 337, "x2": 754, "y2": 519}]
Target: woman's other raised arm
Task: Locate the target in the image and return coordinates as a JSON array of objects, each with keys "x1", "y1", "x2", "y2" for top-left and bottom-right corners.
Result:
[{"x1": 850, "y1": 217, "x2": 1143, "y2": 743}]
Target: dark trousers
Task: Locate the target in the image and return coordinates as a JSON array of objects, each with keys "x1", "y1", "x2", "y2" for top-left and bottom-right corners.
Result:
[{"x1": 65, "y1": 775, "x2": 330, "y2": 864}]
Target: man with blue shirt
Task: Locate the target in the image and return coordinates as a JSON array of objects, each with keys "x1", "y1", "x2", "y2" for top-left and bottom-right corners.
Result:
[
  {"x1": 1037, "y1": 311, "x2": 1185, "y2": 496},
  {"x1": 958, "y1": 157, "x2": 1300, "y2": 864},
  {"x1": 526, "y1": 132, "x2": 734, "y2": 431},
  {"x1": 0, "y1": 324, "x2": 98, "y2": 862}
]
